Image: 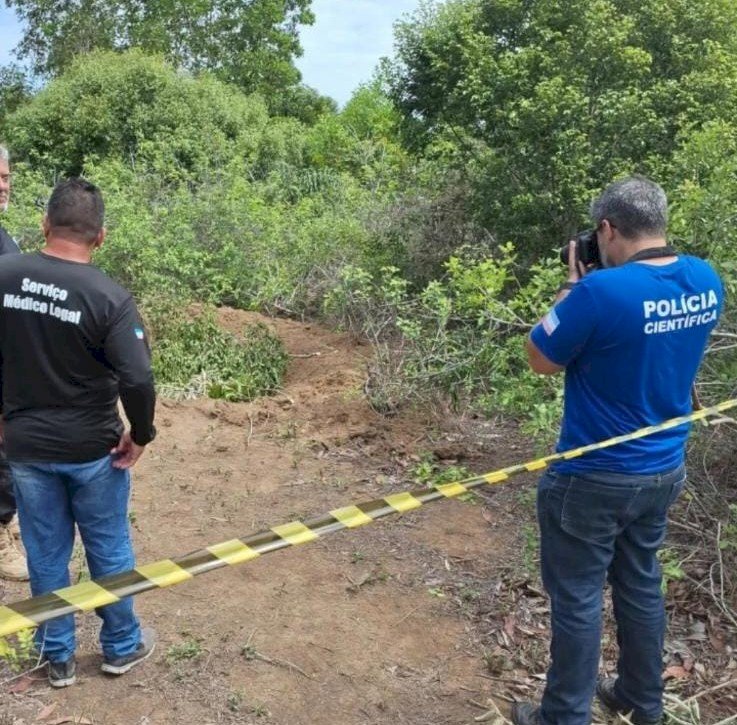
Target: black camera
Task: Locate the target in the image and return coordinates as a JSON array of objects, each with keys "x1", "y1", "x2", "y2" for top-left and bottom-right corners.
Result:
[{"x1": 559, "y1": 229, "x2": 602, "y2": 268}]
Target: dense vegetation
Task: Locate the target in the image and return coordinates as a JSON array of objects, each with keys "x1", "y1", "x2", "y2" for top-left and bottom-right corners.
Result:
[
  {"x1": 6, "y1": 0, "x2": 317, "y2": 103},
  {"x1": 1, "y1": 0, "x2": 736, "y2": 711},
  {"x1": 1, "y1": 0, "x2": 736, "y2": 423}
]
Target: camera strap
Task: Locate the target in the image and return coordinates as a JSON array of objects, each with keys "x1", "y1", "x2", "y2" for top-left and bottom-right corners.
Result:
[{"x1": 626, "y1": 245, "x2": 677, "y2": 264}]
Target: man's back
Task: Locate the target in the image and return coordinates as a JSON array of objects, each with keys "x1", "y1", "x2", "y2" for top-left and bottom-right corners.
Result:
[
  {"x1": 532, "y1": 255, "x2": 723, "y2": 473},
  {"x1": 3, "y1": 177, "x2": 156, "y2": 688},
  {"x1": 0, "y1": 251, "x2": 153, "y2": 463},
  {"x1": 517, "y1": 176, "x2": 721, "y2": 725}
]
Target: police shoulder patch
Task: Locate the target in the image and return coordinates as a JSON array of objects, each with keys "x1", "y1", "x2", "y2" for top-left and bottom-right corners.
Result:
[{"x1": 541, "y1": 308, "x2": 560, "y2": 335}]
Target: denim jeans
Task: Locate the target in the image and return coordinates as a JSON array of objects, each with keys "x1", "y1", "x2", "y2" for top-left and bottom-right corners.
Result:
[
  {"x1": 10, "y1": 455, "x2": 141, "y2": 663},
  {"x1": 537, "y1": 465, "x2": 685, "y2": 725}
]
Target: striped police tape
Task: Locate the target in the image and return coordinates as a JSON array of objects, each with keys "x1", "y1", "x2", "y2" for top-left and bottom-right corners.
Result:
[{"x1": 1, "y1": 397, "x2": 735, "y2": 638}]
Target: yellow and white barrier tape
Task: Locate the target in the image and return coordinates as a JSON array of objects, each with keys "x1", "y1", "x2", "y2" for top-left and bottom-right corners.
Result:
[{"x1": 1, "y1": 397, "x2": 735, "y2": 638}]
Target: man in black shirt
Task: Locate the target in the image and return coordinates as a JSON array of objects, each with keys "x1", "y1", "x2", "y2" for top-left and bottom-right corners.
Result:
[
  {"x1": 0, "y1": 144, "x2": 27, "y2": 582},
  {"x1": 0, "y1": 177, "x2": 157, "y2": 687},
  {"x1": 0, "y1": 146, "x2": 19, "y2": 254}
]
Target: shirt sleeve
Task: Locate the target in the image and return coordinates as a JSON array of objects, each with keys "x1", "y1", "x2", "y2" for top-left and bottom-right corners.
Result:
[
  {"x1": 530, "y1": 283, "x2": 599, "y2": 366},
  {"x1": 0, "y1": 227, "x2": 20, "y2": 255},
  {"x1": 104, "y1": 296, "x2": 157, "y2": 446}
]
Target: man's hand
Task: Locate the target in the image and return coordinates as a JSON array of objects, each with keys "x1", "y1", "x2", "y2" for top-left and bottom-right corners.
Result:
[
  {"x1": 111, "y1": 431, "x2": 146, "y2": 469},
  {"x1": 555, "y1": 240, "x2": 591, "y2": 302},
  {"x1": 566, "y1": 239, "x2": 589, "y2": 284}
]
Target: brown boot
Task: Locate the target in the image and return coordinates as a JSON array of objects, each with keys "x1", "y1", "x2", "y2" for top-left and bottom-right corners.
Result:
[
  {"x1": 7, "y1": 515, "x2": 21, "y2": 540},
  {"x1": 0, "y1": 524, "x2": 29, "y2": 581}
]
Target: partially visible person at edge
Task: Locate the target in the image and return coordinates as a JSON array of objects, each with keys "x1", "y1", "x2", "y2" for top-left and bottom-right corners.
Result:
[
  {"x1": 0, "y1": 144, "x2": 28, "y2": 582},
  {"x1": 511, "y1": 176, "x2": 723, "y2": 725},
  {"x1": 0, "y1": 177, "x2": 157, "y2": 688}
]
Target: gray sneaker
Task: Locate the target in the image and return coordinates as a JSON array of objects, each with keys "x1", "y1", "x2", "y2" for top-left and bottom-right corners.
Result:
[
  {"x1": 101, "y1": 626, "x2": 156, "y2": 675},
  {"x1": 47, "y1": 658, "x2": 77, "y2": 688}
]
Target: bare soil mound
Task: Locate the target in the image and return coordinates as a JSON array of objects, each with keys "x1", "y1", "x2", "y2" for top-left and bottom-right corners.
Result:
[
  {"x1": 2, "y1": 311, "x2": 733, "y2": 724},
  {"x1": 0, "y1": 310, "x2": 531, "y2": 725}
]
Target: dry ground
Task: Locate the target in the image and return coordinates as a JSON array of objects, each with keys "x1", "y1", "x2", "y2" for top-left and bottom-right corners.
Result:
[{"x1": 0, "y1": 311, "x2": 734, "y2": 724}]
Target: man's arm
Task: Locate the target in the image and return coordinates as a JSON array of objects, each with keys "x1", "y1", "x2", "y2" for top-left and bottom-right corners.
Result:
[
  {"x1": 0, "y1": 226, "x2": 20, "y2": 255},
  {"x1": 0, "y1": 350, "x2": 4, "y2": 440},
  {"x1": 526, "y1": 336, "x2": 564, "y2": 375},
  {"x1": 103, "y1": 297, "x2": 156, "y2": 468},
  {"x1": 527, "y1": 284, "x2": 598, "y2": 376},
  {"x1": 526, "y1": 238, "x2": 594, "y2": 375},
  {"x1": 526, "y1": 279, "x2": 575, "y2": 375}
]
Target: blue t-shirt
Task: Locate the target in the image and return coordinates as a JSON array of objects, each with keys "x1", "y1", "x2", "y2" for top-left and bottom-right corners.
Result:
[{"x1": 530, "y1": 255, "x2": 723, "y2": 474}]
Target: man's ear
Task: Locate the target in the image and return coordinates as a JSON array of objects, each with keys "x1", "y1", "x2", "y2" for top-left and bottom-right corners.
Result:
[
  {"x1": 41, "y1": 214, "x2": 50, "y2": 238},
  {"x1": 600, "y1": 219, "x2": 616, "y2": 242},
  {"x1": 93, "y1": 227, "x2": 106, "y2": 249}
]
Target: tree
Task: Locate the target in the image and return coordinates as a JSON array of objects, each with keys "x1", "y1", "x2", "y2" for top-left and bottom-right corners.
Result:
[
  {"x1": 4, "y1": 49, "x2": 269, "y2": 177},
  {"x1": 0, "y1": 65, "x2": 31, "y2": 137},
  {"x1": 386, "y1": 0, "x2": 737, "y2": 257},
  {"x1": 304, "y1": 84, "x2": 407, "y2": 189},
  {"x1": 7, "y1": 0, "x2": 314, "y2": 98},
  {"x1": 268, "y1": 83, "x2": 338, "y2": 125}
]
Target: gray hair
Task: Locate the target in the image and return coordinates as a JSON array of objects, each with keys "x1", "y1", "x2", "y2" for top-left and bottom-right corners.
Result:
[
  {"x1": 0, "y1": 145, "x2": 8, "y2": 162},
  {"x1": 590, "y1": 176, "x2": 667, "y2": 240}
]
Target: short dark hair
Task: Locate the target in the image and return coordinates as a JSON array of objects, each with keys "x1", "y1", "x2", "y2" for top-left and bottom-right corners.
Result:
[
  {"x1": 46, "y1": 177, "x2": 104, "y2": 243},
  {"x1": 590, "y1": 176, "x2": 667, "y2": 240}
]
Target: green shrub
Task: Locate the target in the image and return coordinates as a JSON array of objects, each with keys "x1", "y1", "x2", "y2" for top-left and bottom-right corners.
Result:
[
  {"x1": 324, "y1": 252, "x2": 562, "y2": 439},
  {"x1": 0, "y1": 629, "x2": 37, "y2": 672},
  {"x1": 144, "y1": 302, "x2": 287, "y2": 402},
  {"x1": 165, "y1": 637, "x2": 203, "y2": 664},
  {"x1": 6, "y1": 49, "x2": 268, "y2": 179}
]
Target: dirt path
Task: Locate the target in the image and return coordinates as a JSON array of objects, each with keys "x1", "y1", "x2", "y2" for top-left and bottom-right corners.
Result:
[{"x1": 0, "y1": 311, "x2": 532, "y2": 725}]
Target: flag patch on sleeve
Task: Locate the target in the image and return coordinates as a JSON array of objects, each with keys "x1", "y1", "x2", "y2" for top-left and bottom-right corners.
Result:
[
  {"x1": 541, "y1": 308, "x2": 560, "y2": 335},
  {"x1": 134, "y1": 327, "x2": 145, "y2": 340}
]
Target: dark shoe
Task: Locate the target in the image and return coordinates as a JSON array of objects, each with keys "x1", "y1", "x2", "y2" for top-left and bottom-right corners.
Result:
[
  {"x1": 101, "y1": 626, "x2": 155, "y2": 675},
  {"x1": 511, "y1": 702, "x2": 541, "y2": 725},
  {"x1": 596, "y1": 677, "x2": 663, "y2": 725},
  {"x1": 47, "y1": 658, "x2": 77, "y2": 688}
]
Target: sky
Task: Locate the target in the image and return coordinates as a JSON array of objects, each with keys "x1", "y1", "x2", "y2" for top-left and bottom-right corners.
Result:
[{"x1": 0, "y1": 0, "x2": 425, "y2": 106}]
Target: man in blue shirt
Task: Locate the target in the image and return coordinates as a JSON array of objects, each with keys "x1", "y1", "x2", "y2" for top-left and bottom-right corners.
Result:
[{"x1": 511, "y1": 177, "x2": 722, "y2": 725}]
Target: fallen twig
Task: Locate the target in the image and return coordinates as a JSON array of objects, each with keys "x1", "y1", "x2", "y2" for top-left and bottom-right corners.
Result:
[
  {"x1": 391, "y1": 604, "x2": 423, "y2": 626},
  {"x1": 471, "y1": 697, "x2": 510, "y2": 723},
  {"x1": 683, "y1": 677, "x2": 737, "y2": 703},
  {"x1": 0, "y1": 662, "x2": 46, "y2": 688},
  {"x1": 241, "y1": 629, "x2": 313, "y2": 679},
  {"x1": 246, "y1": 412, "x2": 254, "y2": 447},
  {"x1": 252, "y1": 650, "x2": 313, "y2": 679}
]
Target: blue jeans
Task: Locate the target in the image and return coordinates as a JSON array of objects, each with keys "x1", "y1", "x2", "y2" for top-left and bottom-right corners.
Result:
[
  {"x1": 537, "y1": 465, "x2": 685, "y2": 725},
  {"x1": 10, "y1": 455, "x2": 141, "y2": 663}
]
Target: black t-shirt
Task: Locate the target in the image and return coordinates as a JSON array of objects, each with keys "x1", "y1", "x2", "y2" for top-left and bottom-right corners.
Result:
[
  {"x1": 0, "y1": 225, "x2": 20, "y2": 256},
  {"x1": 0, "y1": 252, "x2": 156, "y2": 462}
]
